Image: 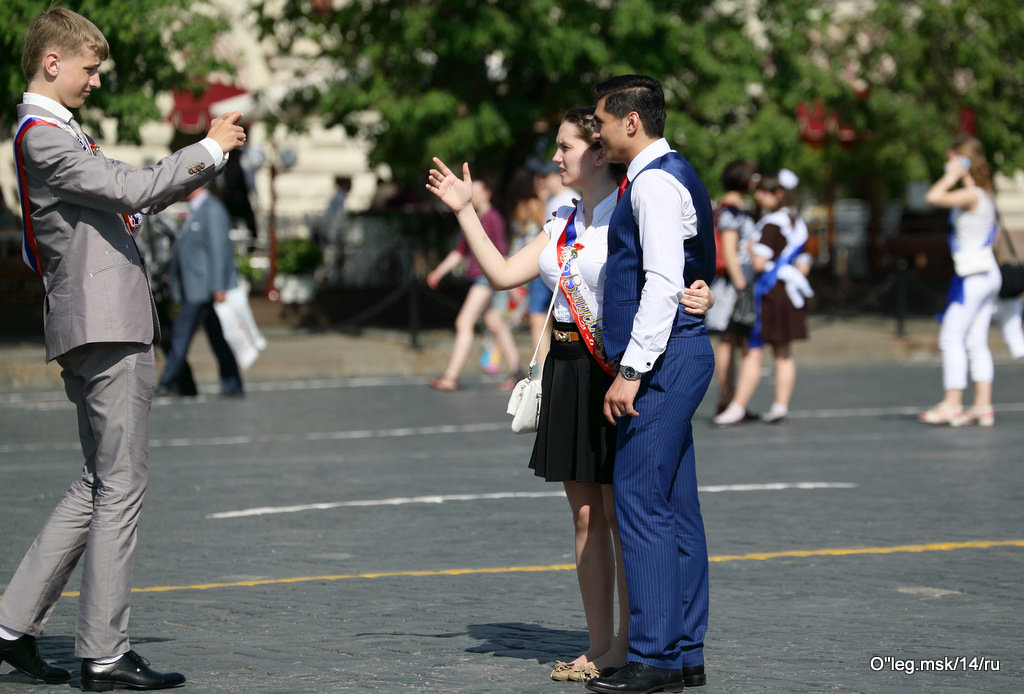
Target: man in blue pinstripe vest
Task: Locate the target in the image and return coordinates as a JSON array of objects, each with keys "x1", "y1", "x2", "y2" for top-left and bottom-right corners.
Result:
[{"x1": 587, "y1": 75, "x2": 716, "y2": 694}]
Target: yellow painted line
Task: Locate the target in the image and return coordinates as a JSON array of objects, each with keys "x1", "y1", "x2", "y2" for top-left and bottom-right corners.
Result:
[
  {"x1": 47, "y1": 539, "x2": 1024, "y2": 598},
  {"x1": 709, "y1": 539, "x2": 1024, "y2": 562}
]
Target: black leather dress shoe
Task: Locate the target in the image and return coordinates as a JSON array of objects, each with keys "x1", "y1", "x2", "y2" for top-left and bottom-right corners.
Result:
[
  {"x1": 585, "y1": 662, "x2": 684, "y2": 694},
  {"x1": 80, "y1": 651, "x2": 185, "y2": 691},
  {"x1": 599, "y1": 663, "x2": 706, "y2": 687},
  {"x1": 0, "y1": 634, "x2": 71, "y2": 683},
  {"x1": 682, "y1": 664, "x2": 706, "y2": 687}
]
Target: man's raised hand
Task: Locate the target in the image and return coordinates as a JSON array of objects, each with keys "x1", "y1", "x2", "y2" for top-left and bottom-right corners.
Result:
[{"x1": 207, "y1": 112, "x2": 246, "y2": 154}]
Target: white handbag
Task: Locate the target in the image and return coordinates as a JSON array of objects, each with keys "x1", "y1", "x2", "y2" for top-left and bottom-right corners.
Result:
[
  {"x1": 505, "y1": 257, "x2": 570, "y2": 434},
  {"x1": 506, "y1": 376, "x2": 543, "y2": 434},
  {"x1": 952, "y1": 247, "x2": 996, "y2": 278}
]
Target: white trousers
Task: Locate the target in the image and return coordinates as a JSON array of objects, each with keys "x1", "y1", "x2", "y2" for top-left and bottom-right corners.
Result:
[
  {"x1": 993, "y1": 297, "x2": 1024, "y2": 359},
  {"x1": 939, "y1": 267, "x2": 1001, "y2": 390}
]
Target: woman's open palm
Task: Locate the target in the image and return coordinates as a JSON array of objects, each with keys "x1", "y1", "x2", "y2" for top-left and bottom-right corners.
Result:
[{"x1": 426, "y1": 157, "x2": 473, "y2": 212}]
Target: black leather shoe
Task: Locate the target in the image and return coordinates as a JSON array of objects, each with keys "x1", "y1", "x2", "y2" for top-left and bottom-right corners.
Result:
[
  {"x1": 585, "y1": 662, "x2": 684, "y2": 693},
  {"x1": 683, "y1": 664, "x2": 706, "y2": 687},
  {"x1": 0, "y1": 634, "x2": 71, "y2": 683},
  {"x1": 80, "y1": 651, "x2": 185, "y2": 691}
]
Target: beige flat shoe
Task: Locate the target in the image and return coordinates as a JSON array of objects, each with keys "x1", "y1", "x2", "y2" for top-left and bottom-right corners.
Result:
[
  {"x1": 567, "y1": 663, "x2": 600, "y2": 682},
  {"x1": 549, "y1": 661, "x2": 574, "y2": 682}
]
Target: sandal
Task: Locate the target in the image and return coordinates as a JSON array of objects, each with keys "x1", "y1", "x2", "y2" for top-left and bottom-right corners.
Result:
[
  {"x1": 950, "y1": 407, "x2": 995, "y2": 428},
  {"x1": 498, "y1": 370, "x2": 525, "y2": 392},
  {"x1": 427, "y1": 376, "x2": 459, "y2": 391},
  {"x1": 918, "y1": 402, "x2": 961, "y2": 425}
]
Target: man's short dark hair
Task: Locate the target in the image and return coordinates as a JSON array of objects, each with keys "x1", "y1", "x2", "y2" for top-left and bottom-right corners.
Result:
[{"x1": 593, "y1": 74, "x2": 666, "y2": 138}]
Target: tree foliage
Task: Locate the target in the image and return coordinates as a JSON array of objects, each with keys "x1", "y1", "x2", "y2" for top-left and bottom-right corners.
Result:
[
  {"x1": 1, "y1": 0, "x2": 229, "y2": 141},
  {"x1": 755, "y1": 0, "x2": 1024, "y2": 198},
  {"x1": 255, "y1": 0, "x2": 762, "y2": 190},
  {"x1": 254, "y1": 0, "x2": 1024, "y2": 204},
  {"x1": 861, "y1": 0, "x2": 1024, "y2": 186}
]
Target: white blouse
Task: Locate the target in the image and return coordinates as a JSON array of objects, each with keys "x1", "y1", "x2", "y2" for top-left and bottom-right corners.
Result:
[
  {"x1": 537, "y1": 192, "x2": 617, "y2": 323},
  {"x1": 951, "y1": 190, "x2": 996, "y2": 252}
]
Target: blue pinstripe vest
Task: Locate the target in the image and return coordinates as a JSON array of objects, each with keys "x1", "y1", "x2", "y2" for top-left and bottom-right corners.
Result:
[{"x1": 604, "y1": 151, "x2": 715, "y2": 362}]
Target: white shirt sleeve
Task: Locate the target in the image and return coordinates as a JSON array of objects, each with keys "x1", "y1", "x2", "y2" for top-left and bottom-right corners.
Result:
[
  {"x1": 620, "y1": 169, "x2": 696, "y2": 373},
  {"x1": 198, "y1": 137, "x2": 226, "y2": 169}
]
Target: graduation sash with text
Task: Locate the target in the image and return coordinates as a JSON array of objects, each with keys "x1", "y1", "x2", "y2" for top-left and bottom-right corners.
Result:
[{"x1": 556, "y1": 208, "x2": 615, "y2": 375}]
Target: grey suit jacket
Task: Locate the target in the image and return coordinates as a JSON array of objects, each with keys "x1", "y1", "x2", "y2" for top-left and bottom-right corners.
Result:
[
  {"x1": 172, "y1": 191, "x2": 238, "y2": 304},
  {"x1": 16, "y1": 102, "x2": 219, "y2": 361}
]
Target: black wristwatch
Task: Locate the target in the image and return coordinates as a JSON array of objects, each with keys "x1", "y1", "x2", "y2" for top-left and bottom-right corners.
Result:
[{"x1": 619, "y1": 365, "x2": 641, "y2": 381}]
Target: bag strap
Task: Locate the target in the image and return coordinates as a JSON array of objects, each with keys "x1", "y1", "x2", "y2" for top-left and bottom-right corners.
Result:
[
  {"x1": 996, "y1": 210, "x2": 1020, "y2": 261},
  {"x1": 526, "y1": 254, "x2": 572, "y2": 380}
]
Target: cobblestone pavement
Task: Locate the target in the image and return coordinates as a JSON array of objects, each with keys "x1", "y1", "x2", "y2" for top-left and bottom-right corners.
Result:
[{"x1": 1, "y1": 357, "x2": 1022, "y2": 692}]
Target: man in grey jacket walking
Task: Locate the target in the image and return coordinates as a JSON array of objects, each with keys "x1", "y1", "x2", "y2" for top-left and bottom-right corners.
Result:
[
  {"x1": 156, "y1": 185, "x2": 244, "y2": 397},
  {"x1": 0, "y1": 7, "x2": 245, "y2": 690}
]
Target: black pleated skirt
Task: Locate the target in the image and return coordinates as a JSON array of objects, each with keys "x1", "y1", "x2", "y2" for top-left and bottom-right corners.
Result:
[{"x1": 528, "y1": 322, "x2": 617, "y2": 484}]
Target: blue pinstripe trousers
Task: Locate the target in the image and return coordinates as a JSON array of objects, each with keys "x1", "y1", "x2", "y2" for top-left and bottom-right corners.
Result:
[{"x1": 613, "y1": 331, "x2": 714, "y2": 669}]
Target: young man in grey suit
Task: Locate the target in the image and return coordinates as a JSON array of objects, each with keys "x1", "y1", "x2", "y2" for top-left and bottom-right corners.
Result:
[
  {"x1": 156, "y1": 184, "x2": 244, "y2": 397},
  {"x1": 0, "y1": 7, "x2": 246, "y2": 690}
]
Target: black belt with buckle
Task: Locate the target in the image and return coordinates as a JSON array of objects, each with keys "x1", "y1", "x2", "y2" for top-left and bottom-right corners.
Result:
[{"x1": 552, "y1": 328, "x2": 580, "y2": 343}]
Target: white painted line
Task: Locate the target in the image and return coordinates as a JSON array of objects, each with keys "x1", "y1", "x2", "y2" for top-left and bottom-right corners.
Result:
[
  {"x1": 0, "y1": 422, "x2": 510, "y2": 455},
  {"x1": 699, "y1": 482, "x2": 857, "y2": 493},
  {"x1": 207, "y1": 482, "x2": 857, "y2": 519}
]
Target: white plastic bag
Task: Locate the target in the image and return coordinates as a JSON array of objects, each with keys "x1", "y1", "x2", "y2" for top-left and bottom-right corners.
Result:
[{"x1": 213, "y1": 286, "x2": 267, "y2": 370}]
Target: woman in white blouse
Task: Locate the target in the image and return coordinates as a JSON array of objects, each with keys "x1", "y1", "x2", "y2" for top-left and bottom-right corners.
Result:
[
  {"x1": 426, "y1": 107, "x2": 711, "y2": 683},
  {"x1": 920, "y1": 136, "x2": 1000, "y2": 427}
]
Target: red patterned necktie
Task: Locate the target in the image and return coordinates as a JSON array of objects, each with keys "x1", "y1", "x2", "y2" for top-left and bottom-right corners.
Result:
[{"x1": 617, "y1": 175, "x2": 629, "y2": 201}]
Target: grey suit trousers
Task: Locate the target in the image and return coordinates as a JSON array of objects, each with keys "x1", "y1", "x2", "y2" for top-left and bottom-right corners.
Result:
[{"x1": 0, "y1": 342, "x2": 154, "y2": 658}]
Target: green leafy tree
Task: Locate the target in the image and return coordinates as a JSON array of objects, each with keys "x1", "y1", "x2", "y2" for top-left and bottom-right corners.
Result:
[
  {"x1": 254, "y1": 0, "x2": 762, "y2": 189},
  {"x1": 254, "y1": 0, "x2": 1024, "y2": 208},
  {"x1": 754, "y1": 0, "x2": 1024, "y2": 200},
  {"x1": 1, "y1": 0, "x2": 230, "y2": 140},
  {"x1": 862, "y1": 0, "x2": 1024, "y2": 186}
]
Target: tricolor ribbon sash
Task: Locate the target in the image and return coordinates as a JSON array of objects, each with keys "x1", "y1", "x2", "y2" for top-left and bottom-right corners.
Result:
[
  {"x1": 13, "y1": 117, "x2": 49, "y2": 275},
  {"x1": 555, "y1": 207, "x2": 615, "y2": 376}
]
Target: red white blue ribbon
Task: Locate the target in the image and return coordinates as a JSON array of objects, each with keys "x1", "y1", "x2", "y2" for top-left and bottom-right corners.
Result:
[
  {"x1": 15, "y1": 115, "x2": 142, "y2": 274},
  {"x1": 555, "y1": 207, "x2": 615, "y2": 376}
]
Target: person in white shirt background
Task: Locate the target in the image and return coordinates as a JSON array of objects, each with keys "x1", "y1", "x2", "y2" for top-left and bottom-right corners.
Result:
[{"x1": 919, "y1": 136, "x2": 1001, "y2": 427}]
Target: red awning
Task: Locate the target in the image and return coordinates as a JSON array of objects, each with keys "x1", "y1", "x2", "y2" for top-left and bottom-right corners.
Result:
[{"x1": 168, "y1": 81, "x2": 248, "y2": 133}]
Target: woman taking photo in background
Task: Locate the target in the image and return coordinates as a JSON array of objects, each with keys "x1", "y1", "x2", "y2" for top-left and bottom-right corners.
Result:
[
  {"x1": 919, "y1": 136, "x2": 1000, "y2": 427},
  {"x1": 425, "y1": 107, "x2": 711, "y2": 683}
]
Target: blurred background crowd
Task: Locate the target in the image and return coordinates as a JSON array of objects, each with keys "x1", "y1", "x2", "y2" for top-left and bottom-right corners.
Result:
[{"x1": 2, "y1": 0, "x2": 1023, "y2": 341}]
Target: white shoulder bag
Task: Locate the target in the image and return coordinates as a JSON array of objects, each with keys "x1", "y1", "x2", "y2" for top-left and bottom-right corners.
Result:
[{"x1": 506, "y1": 256, "x2": 571, "y2": 434}]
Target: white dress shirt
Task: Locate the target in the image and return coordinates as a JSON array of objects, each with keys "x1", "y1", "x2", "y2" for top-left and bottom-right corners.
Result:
[
  {"x1": 538, "y1": 192, "x2": 617, "y2": 323},
  {"x1": 619, "y1": 138, "x2": 698, "y2": 373}
]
